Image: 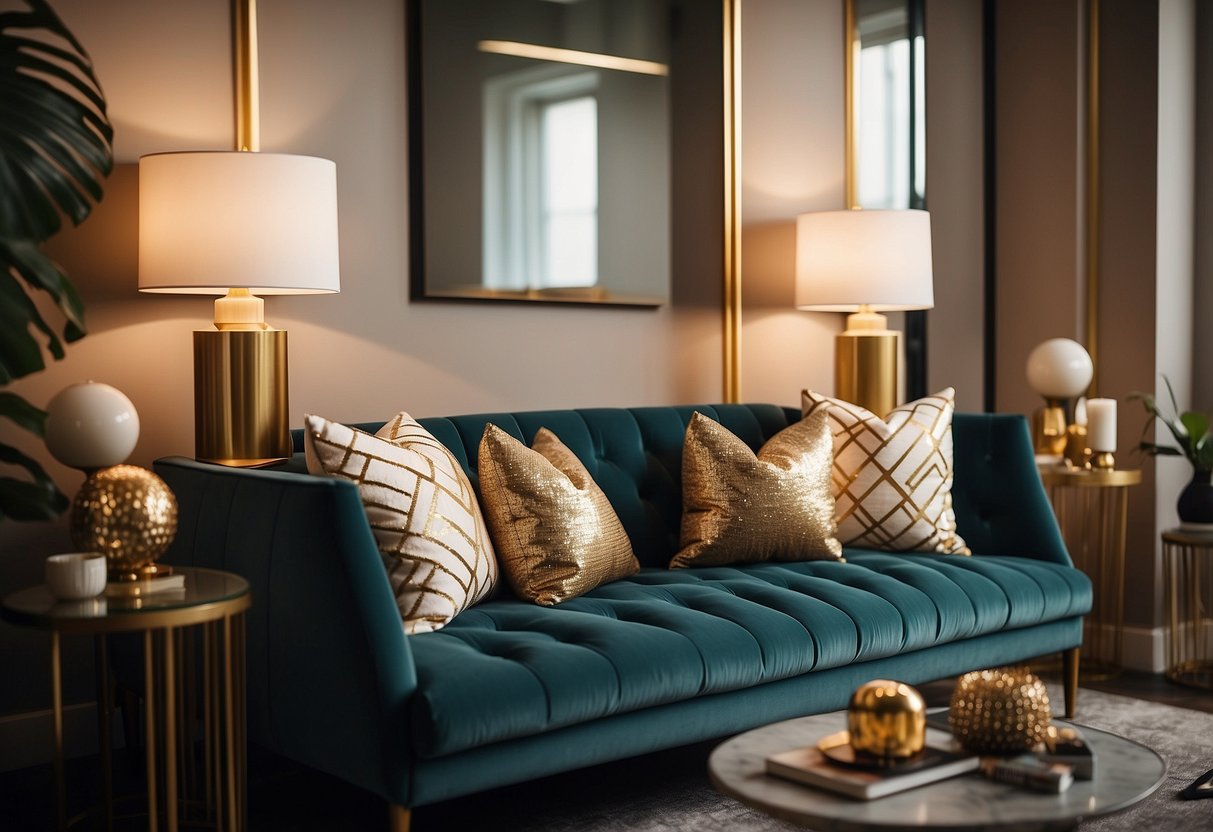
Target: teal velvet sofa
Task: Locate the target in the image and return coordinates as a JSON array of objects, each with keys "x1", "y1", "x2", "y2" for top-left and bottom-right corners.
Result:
[{"x1": 154, "y1": 404, "x2": 1090, "y2": 828}]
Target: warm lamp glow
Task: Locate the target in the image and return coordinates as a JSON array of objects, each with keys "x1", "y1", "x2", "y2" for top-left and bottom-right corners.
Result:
[
  {"x1": 138, "y1": 151, "x2": 340, "y2": 298},
  {"x1": 795, "y1": 209, "x2": 934, "y2": 312}
]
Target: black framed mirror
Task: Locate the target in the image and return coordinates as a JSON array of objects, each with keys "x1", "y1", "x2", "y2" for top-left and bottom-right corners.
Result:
[{"x1": 408, "y1": 0, "x2": 700, "y2": 307}]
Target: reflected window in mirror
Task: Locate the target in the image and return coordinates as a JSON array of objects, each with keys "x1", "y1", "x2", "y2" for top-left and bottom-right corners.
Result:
[
  {"x1": 411, "y1": 0, "x2": 673, "y2": 306},
  {"x1": 853, "y1": 0, "x2": 925, "y2": 210}
]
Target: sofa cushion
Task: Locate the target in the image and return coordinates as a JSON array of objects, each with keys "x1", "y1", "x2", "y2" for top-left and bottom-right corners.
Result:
[
  {"x1": 672, "y1": 411, "x2": 842, "y2": 568},
  {"x1": 802, "y1": 388, "x2": 969, "y2": 554},
  {"x1": 303, "y1": 413, "x2": 498, "y2": 633},
  {"x1": 479, "y1": 424, "x2": 640, "y2": 605},
  {"x1": 406, "y1": 552, "x2": 1090, "y2": 758}
]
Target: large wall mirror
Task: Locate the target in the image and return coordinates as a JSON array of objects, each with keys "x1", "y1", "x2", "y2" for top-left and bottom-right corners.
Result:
[
  {"x1": 409, "y1": 0, "x2": 700, "y2": 306},
  {"x1": 847, "y1": 0, "x2": 927, "y2": 396}
]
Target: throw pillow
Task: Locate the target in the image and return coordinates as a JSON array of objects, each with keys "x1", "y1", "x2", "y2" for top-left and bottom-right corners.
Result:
[
  {"x1": 671, "y1": 410, "x2": 843, "y2": 568},
  {"x1": 478, "y1": 424, "x2": 639, "y2": 605},
  {"x1": 303, "y1": 412, "x2": 498, "y2": 633},
  {"x1": 801, "y1": 388, "x2": 970, "y2": 554}
]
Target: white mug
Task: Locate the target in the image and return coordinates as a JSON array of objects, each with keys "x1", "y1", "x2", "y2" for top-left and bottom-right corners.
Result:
[{"x1": 45, "y1": 553, "x2": 107, "y2": 601}]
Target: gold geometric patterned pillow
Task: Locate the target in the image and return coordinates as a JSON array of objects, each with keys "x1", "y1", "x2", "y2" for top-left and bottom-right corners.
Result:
[
  {"x1": 801, "y1": 388, "x2": 969, "y2": 554},
  {"x1": 303, "y1": 412, "x2": 498, "y2": 633},
  {"x1": 478, "y1": 424, "x2": 639, "y2": 606},
  {"x1": 671, "y1": 410, "x2": 843, "y2": 568}
]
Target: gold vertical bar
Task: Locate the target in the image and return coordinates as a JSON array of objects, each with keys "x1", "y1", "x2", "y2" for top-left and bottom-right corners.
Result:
[
  {"x1": 94, "y1": 635, "x2": 114, "y2": 831},
  {"x1": 209, "y1": 622, "x2": 223, "y2": 830},
  {"x1": 224, "y1": 616, "x2": 238, "y2": 832},
  {"x1": 165, "y1": 630, "x2": 178, "y2": 832},
  {"x1": 721, "y1": 0, "x2": 742, "y2": 403},
  {"x1": 234, "y1": 0, "x2": 260, "y2": 152},
  {"x1": 145, "y1": 630, "x2": 159, "y2": 832},
  {"x1": 1165, "y1": 541, "x2": 1176, "y2": 675},
  {"x1": 1085, "y1": 0, "x2": 1101, "y2": 391},
  {"x1": 52, "y1": 631, "x2": 65, "y2": 832},
  {"x1": 844, "y1": 0, "x2": 859, "y2": 210},
  {"x1": 235, "y1": 614, "x2": 247, "y2": 830}
]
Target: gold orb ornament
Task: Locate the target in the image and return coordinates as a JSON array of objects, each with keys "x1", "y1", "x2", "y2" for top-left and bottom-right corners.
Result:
[
  {"x1": 948, "y1": 666, "x2": 1052, "y2": 754},
  {"x1": 69, "y1": 464, "x2": 178, "y2": 583},
  {"x1": 847, "y1": 679, "x2": 927, "y2": 760}
]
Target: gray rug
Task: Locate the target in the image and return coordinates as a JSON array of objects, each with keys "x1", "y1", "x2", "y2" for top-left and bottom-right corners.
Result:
[{"x1": 416, "y1": 688, "x2": 1213, "y2": 831}]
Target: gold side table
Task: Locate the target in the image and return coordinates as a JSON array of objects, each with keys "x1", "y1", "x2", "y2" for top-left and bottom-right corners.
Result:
[
  {"x1": 1162, "y1": 529, "x2": 1213, "y2": 690},
  {"x1": 1039, "y1": 468, "x2": 1141, "y2": 677},
  {"x1": 1, "y1": 566, "x2": 250, "y2": 832}
]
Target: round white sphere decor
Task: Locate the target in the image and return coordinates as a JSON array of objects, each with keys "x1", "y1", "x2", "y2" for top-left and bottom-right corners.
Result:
[
  {"x1": 45, "y1": 382, "x2": 140, "y2": 470},
  {"x1": 1025, "y1": 338, "x2": 1093, "y2": 400}
]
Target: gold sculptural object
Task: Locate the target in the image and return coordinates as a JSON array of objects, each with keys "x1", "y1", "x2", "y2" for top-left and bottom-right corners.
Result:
[
  {"x1": 847, "y1": 679, "x2": 926, "y2": 760},
  {"x1": 69, "y1": 464, "x2": 178, "y2": 585},
  {"x1": 948, "y1": 666, "x2": 1052, "y2": 754}
]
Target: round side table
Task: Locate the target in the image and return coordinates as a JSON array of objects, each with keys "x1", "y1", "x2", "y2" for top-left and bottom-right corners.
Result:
[
  {"x1": 1039, "y1": 468, "x2": 1141, "y2": 676},
  {"x1": 1162, "y1": 529, "x2": 1213, "y2": 690},
  {"x1": 1, "y1": 566, "x2": 250, "y2": 832}
]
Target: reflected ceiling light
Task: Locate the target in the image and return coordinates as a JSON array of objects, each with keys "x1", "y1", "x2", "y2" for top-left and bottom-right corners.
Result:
[{"x1": 477, "y1": 40, "x2": 668, "y2": 77}]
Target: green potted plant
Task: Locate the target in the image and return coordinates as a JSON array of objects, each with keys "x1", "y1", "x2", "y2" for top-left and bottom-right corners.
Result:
[
  {"x1": 0, "y1": 0, "x2": 112, "y2": 522},
  {"x1": 1131, "y1": 376, "x2": 1213, "y2": 525}
]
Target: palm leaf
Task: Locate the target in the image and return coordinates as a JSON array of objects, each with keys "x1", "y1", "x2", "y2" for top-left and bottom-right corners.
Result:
[
  {"x1": 0, "y1": 1, "x2": 111, "y2": 525},
  {"x1": 0, "y1": 1, "x2": 112, "y2": 241}
]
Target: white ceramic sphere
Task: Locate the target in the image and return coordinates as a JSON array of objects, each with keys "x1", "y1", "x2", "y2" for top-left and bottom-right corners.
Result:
[
  {"x1": 45, "y1": 382, "x2": 140, "y2": 470},
  {"x1": 1025, "y1": 339, "x2": 1093, "y2": 399}
]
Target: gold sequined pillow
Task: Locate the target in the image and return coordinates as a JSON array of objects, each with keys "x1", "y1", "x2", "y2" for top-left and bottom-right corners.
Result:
[
  {"x1": 671, "y1": 410, "x2": 843, "y2": 568},
  {"x1": 478, "y1": 424, "x2": 639, "y2": 606},
  {"x1": 303, "y1": 413, "x2": 498, "y2": 633},
  {"x1": 801, "y1": 388, "x2": 969, "y2": 554}
]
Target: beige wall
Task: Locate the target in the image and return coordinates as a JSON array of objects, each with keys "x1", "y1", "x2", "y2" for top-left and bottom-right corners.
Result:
[
  {"x1": 739, "y1": 0, "x2": 842, "y2": 405},
  {"x1": 925, "y1": 0, "x2": 985, "y2": 412}
]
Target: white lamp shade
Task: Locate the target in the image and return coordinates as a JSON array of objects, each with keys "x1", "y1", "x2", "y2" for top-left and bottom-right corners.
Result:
[
  {"x1": 795, "y1": 209, "x2": 934, "y2": 311},
  {"x1": 138, "y1": 151, "x2": 340, "y2": 295},
  {"x1": 1025, "y1": 338, "x2": 1093, "y2": 399}
]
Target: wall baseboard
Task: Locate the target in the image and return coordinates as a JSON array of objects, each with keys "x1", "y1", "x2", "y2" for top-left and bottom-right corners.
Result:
[{"x1": 0, "y1": 702, "x2": 124, "y2": 774}]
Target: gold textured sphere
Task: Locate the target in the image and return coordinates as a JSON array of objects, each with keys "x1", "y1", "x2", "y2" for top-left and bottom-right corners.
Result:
[
  {"x1": 847, "y1": 679, "x2": 926, "y2": 759},
  {"x1": 69, "y1": 465, "x2": 178, "y2": 580},
  {"x1": 948, "y1": 666, "x2": 1052, "y2": 754}
]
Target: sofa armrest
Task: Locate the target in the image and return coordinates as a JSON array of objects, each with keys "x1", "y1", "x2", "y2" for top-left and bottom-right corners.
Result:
[
  {"x1": 154, "y1": 456, "x2": 416, "y2": 800},
  {"x1": 951, "y1": 414, "x2": 1071, "y2": 565}
]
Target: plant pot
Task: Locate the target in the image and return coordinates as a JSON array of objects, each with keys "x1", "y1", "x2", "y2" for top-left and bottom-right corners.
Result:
[{"x1": 1177, "y1": 470, "x2": 1213, "y2": 525}]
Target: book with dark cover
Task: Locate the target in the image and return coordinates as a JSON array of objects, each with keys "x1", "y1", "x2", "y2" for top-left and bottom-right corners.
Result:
[{"x1": 765, "y1": 729, "x2": 979, "y2": 800}]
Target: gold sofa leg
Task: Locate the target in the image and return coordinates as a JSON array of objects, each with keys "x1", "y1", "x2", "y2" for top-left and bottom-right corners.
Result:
[
  {"x1": 1061, "y1": 647, "x2": 1079, "y2": 718},
  {"x1": 389, "y1": 804, "x2": 411, "y2": 832}
]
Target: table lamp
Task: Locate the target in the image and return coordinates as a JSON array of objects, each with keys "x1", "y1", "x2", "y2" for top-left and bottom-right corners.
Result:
[
  {"x1": 138, "y1": 151, "x2": 339, "y2": 467},
  {"x1": 1024, "y1": 337, "x2": 1093, "y2": 458},
  {"x1": 796, "y1": 209, "x2": 934, "y2": 417}
]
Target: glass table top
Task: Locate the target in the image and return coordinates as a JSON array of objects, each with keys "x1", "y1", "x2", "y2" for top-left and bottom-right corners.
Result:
[{"x1": 1, "y1": 566, "x2": 250, "y2": 632}]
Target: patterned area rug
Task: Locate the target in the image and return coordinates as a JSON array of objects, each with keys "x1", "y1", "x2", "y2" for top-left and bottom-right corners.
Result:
[{"x1": 416, "y1": 688, "x2": 1213, "y2": 831}]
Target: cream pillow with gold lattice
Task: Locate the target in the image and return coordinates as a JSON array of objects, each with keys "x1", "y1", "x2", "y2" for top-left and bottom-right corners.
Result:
[
  {"x1": 304, "y1": 413, "x2": 498, "y2": 633},
  {"x1": 800, "y1": 388, "x2": 969, "y2": 554}
]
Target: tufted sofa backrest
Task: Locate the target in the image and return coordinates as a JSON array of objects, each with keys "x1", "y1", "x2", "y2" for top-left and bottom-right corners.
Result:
[{"x1": 291, "y1": 405, "x2": 1065, "y2": 566}]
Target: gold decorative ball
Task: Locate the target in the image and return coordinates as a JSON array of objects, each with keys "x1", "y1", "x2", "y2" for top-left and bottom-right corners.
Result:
[
  {"x1": 948, "y1": 666, "x2": 1052, "y2": 754},
  {"x1": 69, "y1": 465, "x2": 178, "y2": 580},
  {"x1": 847, "y1": 679, "x2": 927, "y2": 760}
]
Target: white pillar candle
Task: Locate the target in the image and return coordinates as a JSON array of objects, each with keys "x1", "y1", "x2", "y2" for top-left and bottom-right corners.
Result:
[
  {"x1": 1073, "y1": 397, "x2": 1088, "y2": 427},
  {"x1": 1086, "y1": 398, "x2": 1117, "y2": 451}
]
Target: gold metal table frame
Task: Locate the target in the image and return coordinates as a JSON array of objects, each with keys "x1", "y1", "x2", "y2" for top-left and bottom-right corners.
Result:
[
  {"x1": 1, "y1": 566, "x2": 250, "y2": 832},
  {"x1": 1162, "y1": 529, "x2": 1213, "y2": 690},
  {"x1": 1039, "y1": 467, "x2": 1141, "y2": 677}
]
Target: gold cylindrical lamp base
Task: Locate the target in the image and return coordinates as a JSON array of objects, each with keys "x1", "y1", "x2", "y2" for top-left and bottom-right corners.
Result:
[
  {"x1": 194, "y1": 329, "x2": 291, "y2": 467},
  {"x1": 835, "y1": 330, "x2": 898, "y2": 418}
]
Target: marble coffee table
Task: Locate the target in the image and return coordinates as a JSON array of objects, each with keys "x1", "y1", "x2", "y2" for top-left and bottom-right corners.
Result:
[{"x1": 709, "y1": 710, "x2": 1165, "y2": 831}]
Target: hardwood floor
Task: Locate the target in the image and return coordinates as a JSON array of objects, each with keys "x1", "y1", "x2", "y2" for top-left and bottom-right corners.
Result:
[{"x1": 1, "y1": 669, "x2": 1208, "y2": 830}]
